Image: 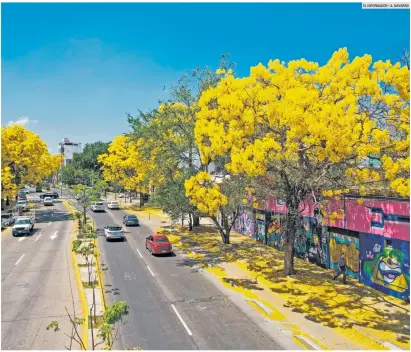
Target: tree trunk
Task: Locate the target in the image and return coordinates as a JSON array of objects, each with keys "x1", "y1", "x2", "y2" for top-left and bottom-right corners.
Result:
[
  {"x1": 188, "y1": 213, "x2": 193, "y2": 231},
  {"x1": 83, "y1": 208, "x2": 87, "y2": 234},
  {"x1": 139, "y1": 192, "x2": 144, "y2": 207},
  {"x1": 6, "y1": 196, "x2": 10, "y2": 206},
  {"x1": 193, "y1": 215, "x2": 200, "y2": 227},
  {"x1": 283, "y1": 239, "x2": 295, "y2": 275},
  {"x1": 181, "y1": 214, "x2": 184, "y2": 227}
]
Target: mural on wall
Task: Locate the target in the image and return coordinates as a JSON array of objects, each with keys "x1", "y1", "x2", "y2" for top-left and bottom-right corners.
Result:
[
  {"x1": 360, "y1": 233, "x2": 410, "y2": 300},
  {"x1": 235, "y1": 209, "x2": 255, "y2": 238},
  {"x1": 267, "y1": 213, "x2": 284, "y2": 250},
  {"x1": 329, "y1": 232, "x2": 360, "y2": 279}
]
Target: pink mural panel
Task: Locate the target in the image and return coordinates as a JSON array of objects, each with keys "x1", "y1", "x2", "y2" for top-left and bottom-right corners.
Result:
[
  {"x1": 344, "y1": 198, "x2": 410, "y2": 241},
  {"x1": 265, "y1": 197, "x2": 410, "y2": 241}
]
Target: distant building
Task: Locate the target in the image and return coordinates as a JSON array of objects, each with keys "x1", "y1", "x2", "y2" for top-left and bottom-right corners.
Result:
[{"x1": 58, "y1": 137, "x2": 82, "y2": 166}]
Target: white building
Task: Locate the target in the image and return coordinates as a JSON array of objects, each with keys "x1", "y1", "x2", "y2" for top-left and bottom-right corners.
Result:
[{"x1": 58, "y1": 137, "x2": 82, "y2": 166}]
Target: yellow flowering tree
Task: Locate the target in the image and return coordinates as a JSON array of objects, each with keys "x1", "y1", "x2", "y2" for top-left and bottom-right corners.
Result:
[
  {"x1": 185, "y1": 172, "x2": 247, "y2": 244},
  {"x1": 195, "y1": 48, "x2": 409, "y2": 274},
  {"x1": 98, "y1": 135, "x2": 149, "y2": 203},
  {"x1": 1, "y1": 124, "x2": 53, "y2": 201}
]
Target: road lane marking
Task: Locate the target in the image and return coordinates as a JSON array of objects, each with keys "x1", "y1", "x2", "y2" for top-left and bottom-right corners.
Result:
[
  {"x1": 18, "y1": 237, "x2": 26, "y2": 242},
  {"x1": 147, "y1": 265, "x2": 155, "y2": 277},
  {"x1": 50, "y1": 231, "x2": 58, "y2": 240},
  {"x1": 15, "y1": 254, "x2": 25, "y2": 266},
  {"x1": 48, "y1": 222, "x2": 51, "y2": 226},
  {"x1": 136, "y1": 249, "x2": 143, "y2": 258},
  {"x1": 35, "y1": 234, "x2": 42, "y2": 242},
  {"x1": 171, "y1": 304, "x2": 192, "y2": 336}
]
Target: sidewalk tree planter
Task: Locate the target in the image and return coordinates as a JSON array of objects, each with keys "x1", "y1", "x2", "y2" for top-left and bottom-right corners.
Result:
[{"x1": 193, "y1": 48, "x2": 409, "y2": 275}]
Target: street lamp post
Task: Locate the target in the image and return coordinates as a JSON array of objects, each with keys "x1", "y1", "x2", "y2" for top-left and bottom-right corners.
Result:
[{"x1": 60, "y1": 143, "x2": 64, "y2": 197}]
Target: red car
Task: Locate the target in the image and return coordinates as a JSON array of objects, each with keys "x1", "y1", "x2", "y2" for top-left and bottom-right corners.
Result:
[{"x1": 145, "y1": 234, "x2": 173, "y2": 255}]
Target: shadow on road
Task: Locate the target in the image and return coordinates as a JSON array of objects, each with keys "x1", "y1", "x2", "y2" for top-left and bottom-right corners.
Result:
[{"x1": 35, "y1": 209, "x2": 74, "y2": 223}]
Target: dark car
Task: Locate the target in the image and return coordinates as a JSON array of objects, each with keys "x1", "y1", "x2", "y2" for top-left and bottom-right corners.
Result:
[
  {"x1": 123, "y1": 214, "x2": 139, "y2": 226},
  {"x1": 40, "y1": 192, "x2": 58, "y2": 199}
]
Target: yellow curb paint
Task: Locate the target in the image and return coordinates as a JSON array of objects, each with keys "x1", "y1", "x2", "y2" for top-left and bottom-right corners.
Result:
[{"x1": 63, "y1": 200, "x2": 89, "y2": 350}]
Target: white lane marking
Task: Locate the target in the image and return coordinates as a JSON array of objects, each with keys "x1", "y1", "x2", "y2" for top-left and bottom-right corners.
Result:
[
  {"x1": 171, "y1": 304, "x2": 192, "y2": 336},
  {"x1": 15, "y1": 254, "x2": 25, "y2": 266},
  {"x1": 136, "y1": 249, "x2": 143, "y2": 258},
  {"x1": 18, "y1": 237, "x2": 26, "y2": 242},
  {"x1": 50, "y1": 231, "x2": 58, "y2": 240},
  {"x1": 35, "y1": 234, "x2": 42, "y2": 242},
  {"x1": 146, "y1": 265, "x2": 155, "y2": 277},
  {"x1": 48, "y1": 222, "x2": 51, "y2": 226}
]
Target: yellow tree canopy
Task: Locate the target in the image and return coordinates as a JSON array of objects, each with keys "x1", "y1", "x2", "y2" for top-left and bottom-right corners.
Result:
[
  {"x1": 195, "y1": 48, "x2": 410, "y2": 198},
  {"x1": 1, "y1": 124, "x2": 53, "y2": 198},
  {"x1": 98, "y1": 135, "x2": 149, "y2": 192}
]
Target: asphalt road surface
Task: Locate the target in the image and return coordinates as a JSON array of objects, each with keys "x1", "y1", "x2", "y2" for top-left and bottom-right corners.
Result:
[
  {"x1": 1, "y1": 200, "x2": 81, "y2": 350},
  {"x1": 87, "y1": 203, "x2": 287, "y2": 350}
]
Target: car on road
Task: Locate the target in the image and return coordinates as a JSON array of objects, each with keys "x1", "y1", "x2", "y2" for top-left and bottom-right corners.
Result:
[
  {"x1": 12, "y1": 215, "x2": 35, "y2": 236},
  {"x1": 145, "y1": 234, "x2": 173, "y2": 255},
  {"x1": 107, "y1": 201, "x2": 120, "y2": 210},
  {"x1": 43, "y1": 197, "x2": 54, "y2": 206},
  {"x1": 39, "y1": 192, "x2": 59, "y2": 200},
  {"x1": 104, "y1": 225, "x2": 125, "y2": 242},
  {"x1": 91, "y1": 201, "x2": 105, "y2": 212},
  {"x1": 123, "y1": 214, "x2": 139, "y2": 226},
  {"x1": 16, "y1": 200, "x2": 29, "y2": 212},
  {"x1": 1, "y1": 213, "x2": 15, "y2": 227}
]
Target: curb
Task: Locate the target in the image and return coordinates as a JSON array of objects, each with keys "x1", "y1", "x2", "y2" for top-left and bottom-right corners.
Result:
[
  {"x1": 63, "y1": 200, "x2": 89, "y2": 350},
  {"x1": 294, "y1": 335, "x2": 322, "y2": 350}
]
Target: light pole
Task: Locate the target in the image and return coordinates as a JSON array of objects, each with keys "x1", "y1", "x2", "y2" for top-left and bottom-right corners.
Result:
[{"x1": 60, "y1": 142, "x2": 64, "y2": 197}]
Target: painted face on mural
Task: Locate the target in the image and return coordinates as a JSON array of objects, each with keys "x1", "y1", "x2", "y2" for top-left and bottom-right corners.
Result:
[
  {"x1": 370, "y1": 249, "x2": 409, "y2": 293},
  {"x1": 378, "y1": 256, "x2": 402, "y2": 284}
]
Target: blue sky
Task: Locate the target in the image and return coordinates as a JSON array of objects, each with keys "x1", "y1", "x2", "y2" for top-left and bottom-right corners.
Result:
[{"x1": 2, "y1": 2, "x2": 410, "y2": 151}]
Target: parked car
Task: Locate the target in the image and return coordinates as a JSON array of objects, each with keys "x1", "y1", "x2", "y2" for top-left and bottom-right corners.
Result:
[
  {"x1": 104, "y1": 225, "x2": 125, "y2": 242},
  {"x1": 107, "y1": 201, "x2": 120, "y2": 210},
  {"x1": 16, "y1": 200, "x2": 29, "y2": 212},
  {"x1": 123, "y1": 214, "x2": 139, "y2": 226},
  {"x1": 12, "y1": 215, "x2": 35, "y2": 236},
  {"x1": 1, "y1": 213, "x2": 15, "y2": 227},
  {"x1": 43, "y1": 197, "x2": 53, "y2": 206},
  {"x1": 91, "y1": 201, "x2": 105, "y2": 212},
  {"x1": 145, "y1": 234, "x2": 173, "y2": 255}
]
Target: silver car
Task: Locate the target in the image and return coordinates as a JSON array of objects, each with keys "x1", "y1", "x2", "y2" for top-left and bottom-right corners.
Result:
[
  {"x1": 104, "y1": 225, "x2": 125, "y2": 242},
  {"x1": 43, "y1": 197, "x2": 53, "y2": 206}
]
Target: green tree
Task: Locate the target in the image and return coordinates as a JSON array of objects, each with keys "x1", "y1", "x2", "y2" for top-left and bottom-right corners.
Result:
[
  {"x1": 127, "y1": 54, "x2": 235, "y2": 228},
  {"x1": 71, "y1": 141, "x2": 110, "y2": 176}
]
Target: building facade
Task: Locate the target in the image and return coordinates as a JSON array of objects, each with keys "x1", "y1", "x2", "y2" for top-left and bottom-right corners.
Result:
[
  {"x1": 234, "y1": 195, "x2": 410, "y2": 301},
  {"x1": 58, "y1": 137, "x2": 82, "y2": 166}
]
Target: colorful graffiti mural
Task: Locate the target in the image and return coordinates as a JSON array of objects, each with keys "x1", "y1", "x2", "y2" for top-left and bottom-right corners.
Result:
[
  {"x1": 360, "y1": 233, "x2": 410, "y2": 300},
  {"x1": 267, "y1": 213, "x2": 283, "y2": 250},
  {"x1": 329, "y1": 232, "x2": 360, "y2": 279}
]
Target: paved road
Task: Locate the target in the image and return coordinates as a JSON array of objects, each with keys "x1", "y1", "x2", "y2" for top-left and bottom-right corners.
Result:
[
  {"x1": 1, "y1": 201, "x2": 81, "y2": 350},
  {"x1": 86, "y1": 203, "x2": 289, "y2": 349}
]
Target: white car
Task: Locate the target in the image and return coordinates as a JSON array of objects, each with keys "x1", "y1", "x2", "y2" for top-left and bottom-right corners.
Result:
[
  {"x1": 107, "y1": 201, "x2": 120, "y2": 210},
  {"x1": 43, "y1": 197, "x2": 53, "y2": 206},
  {"x1": 91, "y1": 201, "x2": 105, "y2": 212},
  {"x1": 16, "y1": 200, "x2": 28, "y2": 212},
  {"x1": 12, "y1": 216, "x2": 35, "y2": 236},
  {"x1": 104, "y1": 225, "x2": 125, "y2": 242}
]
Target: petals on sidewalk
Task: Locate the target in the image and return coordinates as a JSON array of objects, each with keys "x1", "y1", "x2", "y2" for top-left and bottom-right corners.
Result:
[{"x1": 164, "y1": 226, "x2": 410, "y2": 350}]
